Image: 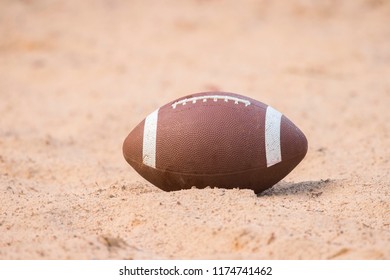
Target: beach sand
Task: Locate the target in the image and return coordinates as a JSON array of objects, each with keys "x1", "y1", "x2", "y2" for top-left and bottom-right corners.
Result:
[{"x1": 0, "y1": 0, "x2": 389, "y2": 259}]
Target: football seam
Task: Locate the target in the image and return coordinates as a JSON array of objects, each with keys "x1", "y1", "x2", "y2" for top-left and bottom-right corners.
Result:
[
  {"x1": 171, "y1": 95, "x2": 251, "y2": 109},
  {"x1": 169, "y1": 99, "x2": 267, "y2": 112}
]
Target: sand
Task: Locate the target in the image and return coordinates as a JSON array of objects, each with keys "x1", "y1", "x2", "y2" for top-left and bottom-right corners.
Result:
[{"x1": 0, "y1": 0, "x2": 389, "y2": 259}]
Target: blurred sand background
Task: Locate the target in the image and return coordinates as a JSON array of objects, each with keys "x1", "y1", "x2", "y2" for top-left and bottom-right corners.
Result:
[{"x1": 0, "y1": 0, "x2": 389, "y2": 259}]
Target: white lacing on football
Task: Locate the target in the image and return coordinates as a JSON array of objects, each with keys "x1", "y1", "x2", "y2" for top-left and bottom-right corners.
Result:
[{"x1": 171, "y1": 95, "x2": 251, "y2": 109}]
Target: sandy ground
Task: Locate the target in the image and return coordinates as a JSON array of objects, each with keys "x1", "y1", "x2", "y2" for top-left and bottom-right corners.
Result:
[{"x1": 0, "y1": 0, "x2": 389, "y2": 259}]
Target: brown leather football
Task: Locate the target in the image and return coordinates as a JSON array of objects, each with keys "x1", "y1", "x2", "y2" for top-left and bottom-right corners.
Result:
[{"x1": 123, "y1": 92, "x2": 307, "y2": 193}]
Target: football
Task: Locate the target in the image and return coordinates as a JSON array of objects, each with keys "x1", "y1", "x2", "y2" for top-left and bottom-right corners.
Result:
[{"x1": 123, "y1": 92, "x2": 308, "y2": 193}]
